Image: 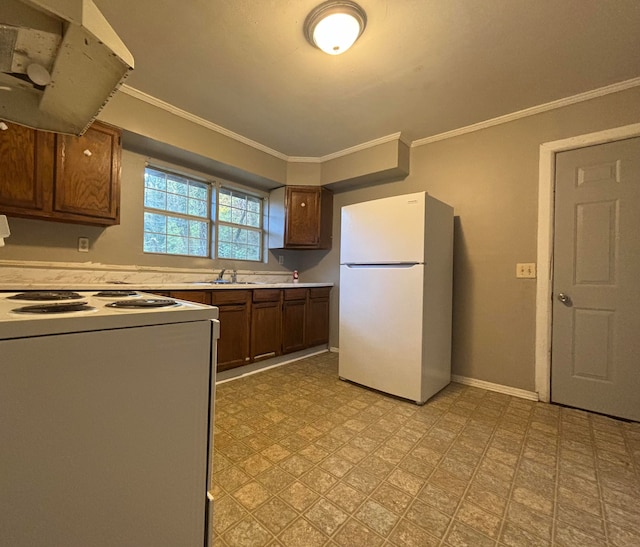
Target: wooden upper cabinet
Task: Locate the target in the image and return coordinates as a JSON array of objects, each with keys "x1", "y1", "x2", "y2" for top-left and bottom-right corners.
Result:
[
  {"x1": 54, "y1": 122, "x2": 121, "y2": 224},
  {"x1": 268, "y1": 185, "x2": 333, "y2": 250},
  {"x1": 0, "y1": 121, "x2": 121, "y2": 226},
  {"x1": 0, "y1": 123, "x2": 54, "y2": 213}
]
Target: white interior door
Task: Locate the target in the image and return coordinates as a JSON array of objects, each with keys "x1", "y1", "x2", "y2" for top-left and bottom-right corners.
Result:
[{"x1": 551, "y1": 137, "x2": 640, "y2": 421}]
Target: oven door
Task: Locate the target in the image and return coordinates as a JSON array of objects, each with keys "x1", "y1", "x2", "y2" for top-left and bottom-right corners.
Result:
[{"x1": 0, "y1": 320, "x2": 213, "y2": 547}]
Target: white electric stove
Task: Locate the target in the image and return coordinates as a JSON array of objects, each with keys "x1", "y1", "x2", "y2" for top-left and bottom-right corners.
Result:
[
  {"x1": 0, "y1": 290, "x2": 219, "y2": 547},
  {"x1": 0, "y1": 289, "x2": 218, "y2": 339}
]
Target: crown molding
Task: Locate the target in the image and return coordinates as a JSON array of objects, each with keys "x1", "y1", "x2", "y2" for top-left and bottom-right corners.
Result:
[
  {"x1": 288, "y1": 132, "x2": 406, "y2": 163},
  {"x1": 412, "y1": 77, "x2": 640, "y2": 148},
  {"x1": 121, "y1": 77, "x2": 640, "y2": 163},
  {"x1": 119, "y1": 85, "x2": 289, "y2": 161}
]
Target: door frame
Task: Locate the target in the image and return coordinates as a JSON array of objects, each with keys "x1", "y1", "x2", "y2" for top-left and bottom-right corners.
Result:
[{"x1": 535, "y1": 122, "x2": 640, "y2": 402}]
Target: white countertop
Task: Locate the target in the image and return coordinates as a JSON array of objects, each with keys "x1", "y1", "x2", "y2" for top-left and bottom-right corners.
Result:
[{"x1": 0, "y1": 282, "x2": 332, "y2": 291}]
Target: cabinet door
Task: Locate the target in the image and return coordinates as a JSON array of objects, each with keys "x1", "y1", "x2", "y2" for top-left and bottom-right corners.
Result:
[
  {"x1": 307, "y1": 288, "x2": 331, "y2": 346},
  {"x1": 53, "y1": 122, "x2": 121, "y2": 224},
  {"x1": 217, "y1": 304, "x2": 251, "y2": 372},
  {"x1": 282, "y1": 299, "x2": 307, "y2": 354},
  {"x1": 211, "y1": 290, "x2": 251, "y2": 372},
  {"x1": 251, "y1": 300, "x2": 282, "y2": 361},
  {"x1": 0, "y1": 123, "x2": 54, "y2": 213},
  {"x1": 285, "y1": 186, "x2": 320, "y2": 246}
]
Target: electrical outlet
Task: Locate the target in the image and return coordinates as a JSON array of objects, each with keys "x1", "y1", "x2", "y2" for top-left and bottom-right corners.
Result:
[
  {"x1": 278, "y1": 255, "x2": 284, "y2": 265},
  {"x1": 516, "y1": 262, "x2": 536, "y2": 278},
  {"x1": 78, "y1": 237, "x2": 89, "y2": 253}
]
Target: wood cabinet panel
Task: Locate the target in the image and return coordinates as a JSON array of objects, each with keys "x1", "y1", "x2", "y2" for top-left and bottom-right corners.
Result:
[
  {"x1": 0, "y1": 121, "x2": 121, "y2": 226},
  {"x1": 282, "y1": 299, "x2": 307, "y2": 353},
  {"x1": 169, "y1": 291, "x2": 211, "y2": 305},
  {"x1": 286, "y1": 186, "x2": 321, "y2": 246},
  {"x1": 268, "y1": 186, "x2": 333, "y2": 250},
  {"x1": 252, "y1": 289, "x2": 281, "y2": 303},
  {"x1": 54, "y1": 123, "x2": 121, "y2": 223},
  {"x1": 217, "y1": 304, "x2": 251, "y2": 371},
  {"x1": 251, "y1": 299, "x2": 282, "y2": 361},
  {"x1": 212, "y1": 290, "x2": 251, "y2": 305},
  {"x1": 152, "y1": 286, "x2": 330, "y2": 372},
  {"x1": 306, "y1": 291, "x2": 330, "y2": 347},
  {"x1": 212, "y1": 290, "x2": 251, "y2": 372},
  {"x1": 0, "y1": 123, "x2": 53, "y2": 213}
]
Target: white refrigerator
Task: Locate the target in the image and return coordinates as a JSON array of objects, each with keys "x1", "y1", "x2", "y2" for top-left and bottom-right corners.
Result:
[{"x1": 339, "y1": 191, "x2": 453, "y2": 404}]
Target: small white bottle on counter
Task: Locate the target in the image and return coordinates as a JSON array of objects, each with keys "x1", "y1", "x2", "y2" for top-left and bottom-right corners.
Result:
[{"x1": 292, "y1": 270, "x2": 299, "y2": 283}]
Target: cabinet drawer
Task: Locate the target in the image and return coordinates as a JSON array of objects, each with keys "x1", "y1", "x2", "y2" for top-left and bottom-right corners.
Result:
[
  {"x1": 309, "y1": 287, "x2": 331, "y2": 299},
  {"x1": 284, "y1": 288, "x2": 307, "y2": 301},
  {"x1": 170, "y1": 291, "x2": 210, "y2": 305},
  {"x1": 211, "y1": 290, "x2": 251, "y2": 305},
  {"x1": 252, "y1": 289, "x2": 281, "y2": 303}
]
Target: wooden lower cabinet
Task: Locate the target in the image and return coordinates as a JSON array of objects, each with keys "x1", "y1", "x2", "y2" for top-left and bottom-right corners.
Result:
[
  {"x1": 211, "y1": 291, "x2": 251, "y2": 372},
  {"x1": 250, "y1": 289, "x2": 282, "y2": 361},
  {"x1": 306, "y1": 287, "x2": 331, "y2": 347},
  {"x1": 156, "y1": 286, "x2": 330, "y2": 372},
  {"x1": 282, "y1": 289, "x2": 307, "y2": 353}
]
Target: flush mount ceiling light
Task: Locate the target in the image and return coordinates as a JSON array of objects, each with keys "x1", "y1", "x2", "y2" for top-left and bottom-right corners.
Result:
[{"x1": 304, "y1": 1, "x2": 367, "y2": 55}]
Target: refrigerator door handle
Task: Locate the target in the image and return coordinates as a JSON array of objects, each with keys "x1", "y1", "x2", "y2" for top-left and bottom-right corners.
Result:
[{"x1": 344, "y1": 263, "x2": 421, "y2": 268}]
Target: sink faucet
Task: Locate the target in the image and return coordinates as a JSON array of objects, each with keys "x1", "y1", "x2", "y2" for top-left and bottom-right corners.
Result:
[{"x1": 216, "y1": 268, "x2": 226, "y2": 282}]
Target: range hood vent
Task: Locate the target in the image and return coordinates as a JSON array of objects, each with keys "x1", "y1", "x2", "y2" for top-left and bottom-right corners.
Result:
[{"x1": 0, "y1": 0, "x2": 134, "y2": 135}]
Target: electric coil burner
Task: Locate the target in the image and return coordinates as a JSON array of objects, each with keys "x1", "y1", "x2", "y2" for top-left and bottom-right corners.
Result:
[
  {"x1": 93, "y1": 290, "x2": 140, "y2": 298},
  {"x1": 106, "y1": 298, "x2": 179, "y2": 309},
  {"x1": 12, "y1": 302, "x2": 96, "y2": 314},
  {"x1": 7, "y1": 291, "x2": 83, "y2": 301}
]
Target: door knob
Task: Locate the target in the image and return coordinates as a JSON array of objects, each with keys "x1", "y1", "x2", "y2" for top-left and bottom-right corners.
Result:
[{"x1": 557, "y1": 293, "x2": 572, "y2": 306}]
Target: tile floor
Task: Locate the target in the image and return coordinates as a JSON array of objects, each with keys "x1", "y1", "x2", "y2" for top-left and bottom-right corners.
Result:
[{"x1": 211, "y1": 352, "x2": 640, "y2": 546}]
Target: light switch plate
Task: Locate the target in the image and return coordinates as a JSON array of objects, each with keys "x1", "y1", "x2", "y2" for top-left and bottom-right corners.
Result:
[{"x1": 516, "y1": 263, "x2": 536, "y2": 278}]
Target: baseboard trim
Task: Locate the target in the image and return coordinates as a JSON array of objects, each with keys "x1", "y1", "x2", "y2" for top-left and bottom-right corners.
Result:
[
  {"x1": 451, "y1": 374, "x2": 539, "y2": 401},
  {"x1": 329, "y1": 346, "x2": 339, "y2": 353},
  {"x1": 216, "y1": 346, "x2": 329, "y2": 383}
]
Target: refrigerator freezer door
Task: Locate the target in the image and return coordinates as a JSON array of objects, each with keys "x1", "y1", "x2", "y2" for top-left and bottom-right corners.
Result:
[
  {"x1": 341, "y1": 192, "x2": 426, "y2": 264},
  {"x1": 339, "y1": 263, "x2": 424, "y2": 402}
]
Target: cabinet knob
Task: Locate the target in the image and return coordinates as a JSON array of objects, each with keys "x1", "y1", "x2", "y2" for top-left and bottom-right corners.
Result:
[
  {"x1": 300, "y1": 202, "x2": 306, "y2": 207},
  {"x1": 0, "y1": 122, "x2": 8, "y2": 131},
  {"x1": 83, "y1": 149, "x2": 92, "y2": 157}
]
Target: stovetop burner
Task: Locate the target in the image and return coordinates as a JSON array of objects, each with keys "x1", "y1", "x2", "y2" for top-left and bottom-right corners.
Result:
[
  {"x1": 12, "y1": 302, "x2": 96, "y2": 314},
  {"x1": 93, "y1": 290, "x2": 140, "y2": 298},
  {"x1": 7, "y1": 291, "x2": 83, "y2": 301},
  {"x1": 106, "y1": 298, "x2": 179, "y2": 309}
]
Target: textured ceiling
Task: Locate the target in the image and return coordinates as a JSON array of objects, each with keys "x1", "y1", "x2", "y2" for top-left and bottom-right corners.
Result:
[{"x1": 94, "y1": 0, "x2": 640, "y2": 157}]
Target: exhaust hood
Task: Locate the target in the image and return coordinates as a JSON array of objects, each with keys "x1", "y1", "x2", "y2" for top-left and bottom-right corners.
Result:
[{"x1": 0, "y1": 0, "x2": 134, "y2": 135}]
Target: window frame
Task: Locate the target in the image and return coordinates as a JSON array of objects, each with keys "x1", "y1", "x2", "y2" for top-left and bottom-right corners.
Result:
[
  {"x1": 142, "y1": 162, "x2": 267, "y2": 262},
  {"x1": 214, "y1": 183, "x2": 265, "y2": 262}
]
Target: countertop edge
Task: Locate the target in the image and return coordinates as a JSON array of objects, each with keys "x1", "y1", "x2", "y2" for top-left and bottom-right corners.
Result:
[{"x1": 0, "y1": 282, "x2": 334, "y2": 291}]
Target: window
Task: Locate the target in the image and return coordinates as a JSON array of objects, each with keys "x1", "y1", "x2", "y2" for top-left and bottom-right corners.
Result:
[
  {"x1": 143, "y1": 166, "x2": 264, "y2": 261},
  {"x1": 215, "y1": 188, "x2": 263, "y2": 261}
]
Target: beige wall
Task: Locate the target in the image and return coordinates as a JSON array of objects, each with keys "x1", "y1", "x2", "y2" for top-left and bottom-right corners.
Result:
[
  {"x1": 2, "y1": 149, "x2": 299, "y2": 273},
  {"x1": 299, "y1": 86, "x2": 640, "y2": 392},
  {"x1": 3, "y1": 84, "x2": 640, "y2": 392}
]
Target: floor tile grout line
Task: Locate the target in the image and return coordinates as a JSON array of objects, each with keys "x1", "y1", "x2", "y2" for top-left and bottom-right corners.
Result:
[
  {"x1": 431, "y1": 389, "x2": 505, "y2": 546},
  {"x1": 588, "y1": 411, "x2": 610, "y2": 546},
  {"x1": 213, "y1": 357, "x2": 640, "y2": 547}
]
